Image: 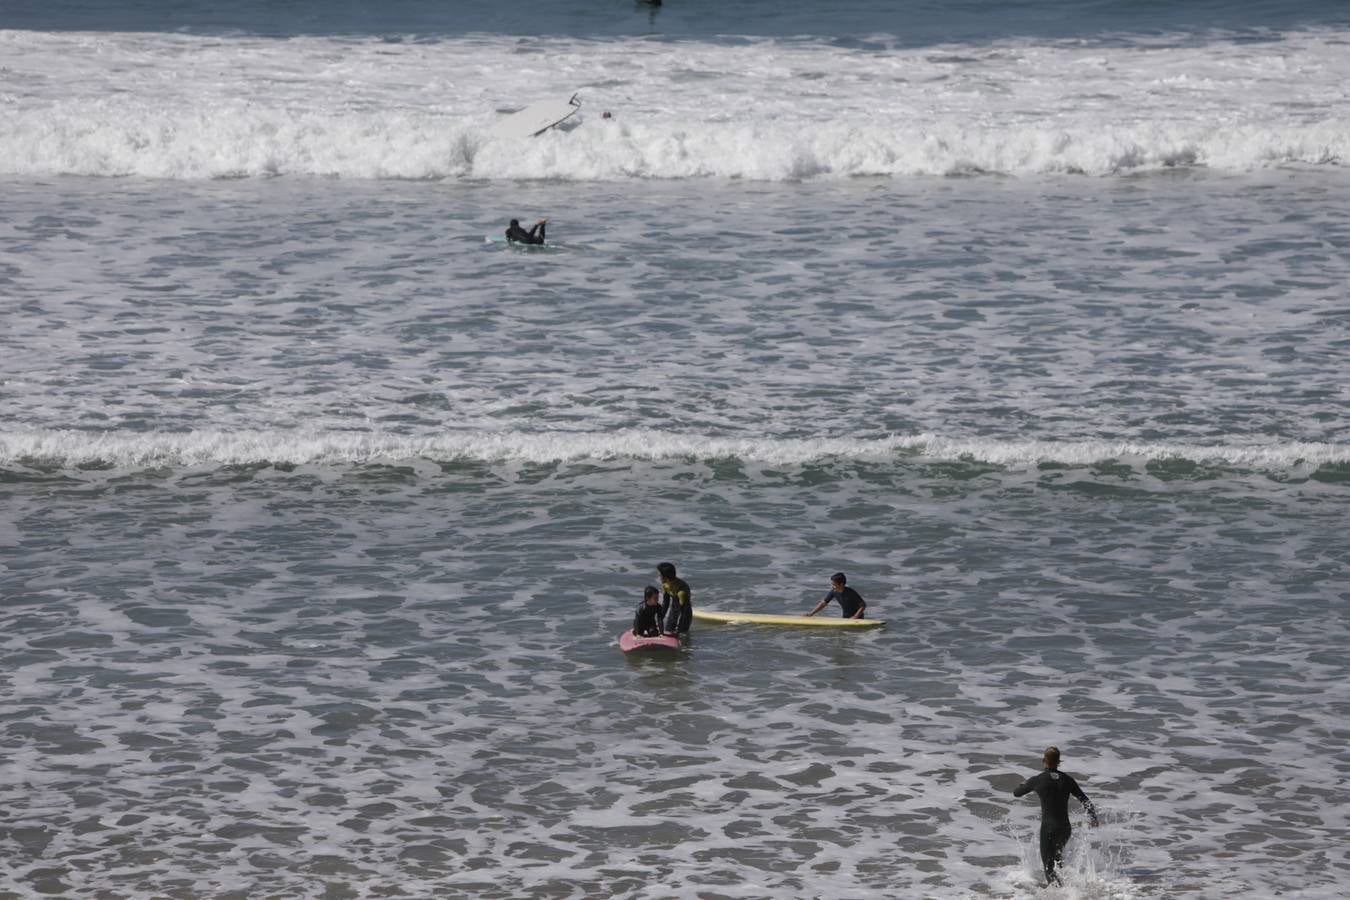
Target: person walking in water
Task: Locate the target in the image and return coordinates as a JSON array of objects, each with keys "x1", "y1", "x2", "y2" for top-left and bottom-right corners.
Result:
[
  {"x1": 656, "y1": 562, "x2": 692, "y2": 636},
  {"x1": 1012, "y1": 745, "x2": 1099, "y2": 885},
  {"x1": 804, "y1": 571, "x2": 867, "y2": 619},
  {"x1": 505, "y1": 218, "x2": 547, "y2": 245}
]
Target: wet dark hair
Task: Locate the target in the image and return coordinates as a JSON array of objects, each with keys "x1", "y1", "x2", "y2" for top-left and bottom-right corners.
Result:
[
  {"x1": 1044, "y1": 746, "x2": 1061, "y2": 767},
  {"x1": 657, "y1": 562, "x2": 676, "y2": 578},
  {"x1": 509, "y1": 218, "x2": 520, "y2": 228},
  {"x1": 644, "y1": 585, "x2": 660, "y2": 600},
  {"x1": 831, "y1": 572, "x2": 846, "y2": 585}
]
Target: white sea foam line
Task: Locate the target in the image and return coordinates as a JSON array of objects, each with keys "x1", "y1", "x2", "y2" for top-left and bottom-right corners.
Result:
[
  {"x1": 4, "y1": 106, "x2": 1345, "y2": 181},
  {"x1": 0, "y1": 28, "x2": 1347, "y2": 180},
  {"x1": 1, "y1": 427, "x2": 1346, "y2": 469}
]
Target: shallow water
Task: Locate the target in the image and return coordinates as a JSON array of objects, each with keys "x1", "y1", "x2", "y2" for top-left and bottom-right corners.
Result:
[{"x1": 3, "y1": 4, "x2": 1350, "y2": 898}]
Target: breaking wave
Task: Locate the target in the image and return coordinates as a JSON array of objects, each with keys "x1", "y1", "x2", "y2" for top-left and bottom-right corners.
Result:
[
  {"x1": 1, "y1": 109, "x2": 1345, "y2": 181},
  {"x1": 3, "y1": 26, "x2": 1347, "y2": 182}
]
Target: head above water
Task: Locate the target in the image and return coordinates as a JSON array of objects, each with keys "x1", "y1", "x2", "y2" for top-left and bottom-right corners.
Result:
[
  {"x1": 831, "y1": 572, "x2": 847, "y2": 587},
  {"x1": 644, "y1": 585, "x2": 660, "y2": 603},
  {"x1": 1043, "y1": 746, "x2": 1061, "y2": 769},
  {"x1": 657, "y1": 562, "x2": 677, "y2": 580},
  {"x1": 509, "y1": 218, "x2": 520, "y2": 228}
]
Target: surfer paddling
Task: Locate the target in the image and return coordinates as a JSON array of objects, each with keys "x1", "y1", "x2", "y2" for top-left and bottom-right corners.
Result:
[
  {"x1": 505, "y1": 218, "x2": 547, "y2": 245},
  {"x1": 804, "y1": 571, "x2": 867, "y2": 619},
  {"x1": 1012, "y1": 745, "x2": 1100, "y2": 886}
]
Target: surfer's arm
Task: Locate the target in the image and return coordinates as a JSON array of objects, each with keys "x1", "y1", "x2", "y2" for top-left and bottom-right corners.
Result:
[
  {"x1": 1070, "y1": 781, "x2": 1100, "y2": 826},
  {"x1": 1012, "y1": 778, "x2": 1033, "y2": 798}
]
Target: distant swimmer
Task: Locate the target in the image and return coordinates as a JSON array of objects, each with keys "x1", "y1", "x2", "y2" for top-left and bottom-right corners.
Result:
[
  {"x1": 1012, "y1": 745, "x2": 1100, "y2": 886},
  {"x1": 632, "y1": 585, "x2": 663, "y2": 637},
  {"x1": 505, "y1": 218, "x2": 547, "y2": 245},
  {"x1": 656, "y1": 562, "x2": 692, "y2": 636},
  {"x1": 804, "y1": 571, "x2": 867, "y2": 619}
]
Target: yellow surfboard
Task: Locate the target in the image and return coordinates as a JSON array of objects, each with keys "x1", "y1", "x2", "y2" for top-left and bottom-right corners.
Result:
[{"x1": 693, "y1": 609, "x2": 885, "y2": 629}]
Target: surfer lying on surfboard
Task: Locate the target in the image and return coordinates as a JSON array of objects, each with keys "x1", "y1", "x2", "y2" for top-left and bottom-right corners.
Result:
[
  {"x1": 804, "y1": 571, "x2": 868, "y2": 619},
  {"x1": 632, "y1": 586, "x2": 663, "y2": 637},
  {"x1": 505, "y1": 218, "x2": 547, "y2": 245}
]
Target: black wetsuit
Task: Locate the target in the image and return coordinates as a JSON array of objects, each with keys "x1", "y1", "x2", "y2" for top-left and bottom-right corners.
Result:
[
  {"x1": 632, "y1": 601, "x2": 662, "y2": 637},
  {"x1": 505, "y1": 220, "x2": 545, "y2": 245},
  {"x1": 659, "y1": 576, "x2": 693, "y2": 635},
  {"x1": 1013, "y1": 768, "x2": 1098, "y2": 884},
  {"x1": 820, "y1": 586, "x2": 866, "y2": 618}
]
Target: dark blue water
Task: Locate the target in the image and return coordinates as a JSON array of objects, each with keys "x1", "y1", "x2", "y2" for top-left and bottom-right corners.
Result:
[{"x1": 3, "y1": 0, "x2": 1346, "y2": 41}]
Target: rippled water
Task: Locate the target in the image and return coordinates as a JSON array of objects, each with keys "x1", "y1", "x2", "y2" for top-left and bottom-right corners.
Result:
[
  {"x1": 4, "y1": 168, "x2": 1350, "y2": 899},
  {"x1": 4, "y1": 173, "x2": 1349, "y2": 445},
  {"x1": 3, "y1": 445, "x2": 1348, "y2": 898},
  {"x1": 3, "y1": 5, "x2": 1350, "y2": 897}
]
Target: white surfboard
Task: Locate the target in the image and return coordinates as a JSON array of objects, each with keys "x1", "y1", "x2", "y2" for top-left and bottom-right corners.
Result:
[{"x1": 489, "y1": 93, "x2": 581, "y2": 140}]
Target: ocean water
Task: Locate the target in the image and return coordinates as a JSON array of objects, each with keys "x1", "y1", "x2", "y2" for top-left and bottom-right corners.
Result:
[{"x1": 2, "y1": 2, "x2": 1349, "y2": 898}]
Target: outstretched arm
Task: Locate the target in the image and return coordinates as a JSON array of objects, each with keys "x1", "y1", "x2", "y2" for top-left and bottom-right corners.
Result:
[{"x1": 804, "y1": 596, "x2": 828, "y2": 617}]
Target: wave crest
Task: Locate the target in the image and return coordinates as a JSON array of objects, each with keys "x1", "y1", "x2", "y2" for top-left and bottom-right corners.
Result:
[{"x1": 1, "y1": 106, "x2": 1345, "y2": 181}]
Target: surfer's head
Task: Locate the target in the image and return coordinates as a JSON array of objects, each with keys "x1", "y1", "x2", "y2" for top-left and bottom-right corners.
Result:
[
  {"x1": 509, "y1": 218, "x2": 520, "y2": 228},
  {"x1": 831, "y1": 572, "x2": 847, "y2": 588},
  {"x1": 657, "y1": 562, "x2": 677, "y2": 580},
  {"x1": 1043, "y1": 746, "x2": 1061, "y2": 769},
  {"x1": 644, "y1": 585, "x2": 660, "y2": 605}
]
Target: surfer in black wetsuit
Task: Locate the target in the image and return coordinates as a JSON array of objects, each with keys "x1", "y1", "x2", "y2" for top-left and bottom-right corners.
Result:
[
  {"x1": 804, "y1": 571, "x2": 867, "y2": 619},
  {"x1": 633, "y1": 585, "x2": 663, "y2": 637},
  {"x1": 656, "y1": 562, "x2": 692, "y2": 636},
  {"x1": 505, "y1": 218, "x2": 547, "y2": 245},
  {"x1": 1012, "y1": 746, "x2": 1099, "y2": 885}
]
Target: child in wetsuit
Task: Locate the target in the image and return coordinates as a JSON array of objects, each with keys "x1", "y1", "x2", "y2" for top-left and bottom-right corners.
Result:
[
  {"x1": 632, "y1": 585, "x2": 663, "y2": 637},
  {"x1": 805, "y1": 571, "x2": 867, "y2": 619}
]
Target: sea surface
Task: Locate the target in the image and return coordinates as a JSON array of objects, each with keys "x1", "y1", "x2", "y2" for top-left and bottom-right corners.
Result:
[{"x1": 2, "y1": 2, "x2": 1349, "y2": 898}]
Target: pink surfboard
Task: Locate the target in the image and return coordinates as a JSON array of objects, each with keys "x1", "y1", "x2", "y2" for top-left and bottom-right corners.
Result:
[{"x1": 618, "y1": 630, "x2": 680, "y2": 652}]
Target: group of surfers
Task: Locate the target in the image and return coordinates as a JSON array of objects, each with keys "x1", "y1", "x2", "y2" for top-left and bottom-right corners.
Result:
[
  {"x1": 631, "y1": 565, "x2": 867, "y2": 639},
  {"x1": 627, "y1": 562, "x2": 1100, "y2": 886}
]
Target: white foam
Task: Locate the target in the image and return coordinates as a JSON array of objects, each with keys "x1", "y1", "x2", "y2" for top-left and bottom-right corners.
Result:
[
  {"x1": 2, "y1": 28, "x2": 1348, "y2": 181},
  {"x1": 1, "y1": 427, "x2": 1345, "y2": 471}
]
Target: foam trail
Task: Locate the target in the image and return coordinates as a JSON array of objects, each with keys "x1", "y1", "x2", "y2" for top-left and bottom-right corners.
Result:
[{"x1": 1, "y1": 429, "x2": 1345, "y2": 471}]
